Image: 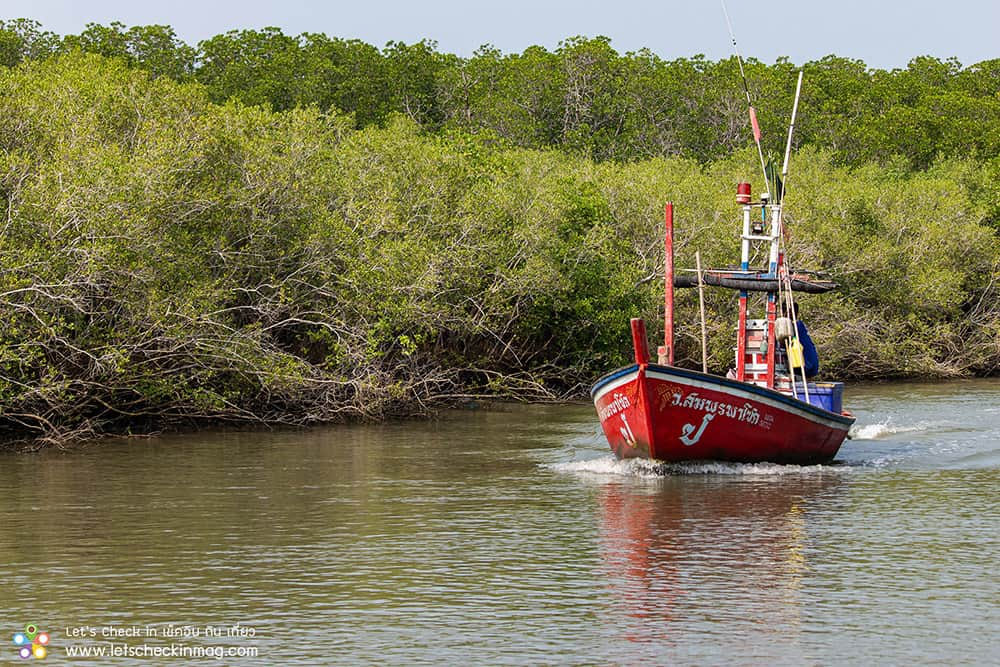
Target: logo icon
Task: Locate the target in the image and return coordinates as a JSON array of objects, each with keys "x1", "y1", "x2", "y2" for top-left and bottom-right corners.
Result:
[
  {"x1": 12, "y1": 624, "x2": 49, "y2": 660},
  {"x1": 679, "y1": 412, "x2": 714, "y2": 446}
]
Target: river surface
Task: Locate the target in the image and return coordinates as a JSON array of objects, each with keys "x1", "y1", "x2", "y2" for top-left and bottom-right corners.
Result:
[{"x1": 1, "y1": 380, "x2": 997, "y2": 665}]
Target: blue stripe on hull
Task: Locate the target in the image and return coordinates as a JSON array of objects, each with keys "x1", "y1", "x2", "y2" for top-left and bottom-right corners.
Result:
[{"x1": 592, "y1": 363, "x2": 853, "y2": 427}]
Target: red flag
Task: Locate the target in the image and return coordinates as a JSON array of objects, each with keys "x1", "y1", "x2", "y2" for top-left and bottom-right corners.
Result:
[{"x1": 749, "y1": 106, "x2": 761, "y2": 143}]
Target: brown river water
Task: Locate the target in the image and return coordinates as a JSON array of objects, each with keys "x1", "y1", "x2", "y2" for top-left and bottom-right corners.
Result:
[{"x1": 1, "y1": 380, "x2": 997, "y2": 665}]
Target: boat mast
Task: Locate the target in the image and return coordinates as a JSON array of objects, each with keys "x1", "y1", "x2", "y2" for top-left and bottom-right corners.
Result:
[
  {"x1": 721, "y1": 4, "x2": 809, "y2": 392},
  {"x1": 659, "y1": 203, "x2": 675, "y2": 366},
  {"x1": 736, "y1": 185, "x2": 753, "y2": 382},
  {"x1": 767, "y1": 71, "x2": 804, "y2": 390},
  {"x1": 771, "y1": 70, "x2": 804, "y2": 272},
  {"x1": 724, "y1": 0, "x2": 772, "y2": 385},
  {"x1": 730, "y1": 72, "x2": 806, "y2": 389},
  {"x1": 777, "y1": 71, "x2": 809, "y2": 399}
]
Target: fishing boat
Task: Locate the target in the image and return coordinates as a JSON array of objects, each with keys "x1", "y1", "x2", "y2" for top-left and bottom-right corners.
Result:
[{"x1": 591, "y1": 71, "x2": 855, "y2": 464}]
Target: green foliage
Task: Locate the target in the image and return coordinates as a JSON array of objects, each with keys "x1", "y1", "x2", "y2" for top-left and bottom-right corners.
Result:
[
  {"x1": 196, "y1": 27, "x2": 309, "y2": 109},
  {"x1": 62, "y1": 21, "x2": 195, "y2": 80},
  {"x1": 783, "y1": 152, "x2": 1000, "y2": 377},
  {"x1": 0, "y1": 19, "x2": 60, "y2": 67},
  {"x1": 3, "y1": 20, "x2": 997, "y2": 168}
]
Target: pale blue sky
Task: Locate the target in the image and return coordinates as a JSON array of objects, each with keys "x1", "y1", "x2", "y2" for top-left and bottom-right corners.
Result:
[{"x1": 3, "y1": 0, "x2": 998, "y2": 70}]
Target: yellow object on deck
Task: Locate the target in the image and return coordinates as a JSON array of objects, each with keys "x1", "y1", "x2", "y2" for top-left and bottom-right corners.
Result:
[{"x1": 788, "y1": 337, "x2": 805, "y2": 369}]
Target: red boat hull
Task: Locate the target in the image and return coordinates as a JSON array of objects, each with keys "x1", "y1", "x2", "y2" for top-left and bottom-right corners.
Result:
[{"x1": 592, "y1": 363, "x2": 854, "y2": 464}]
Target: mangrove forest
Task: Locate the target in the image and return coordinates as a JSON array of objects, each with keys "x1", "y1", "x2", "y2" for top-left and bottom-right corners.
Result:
[{"x1": 1, "y1": 20, "x2": 998, "y2": 445}]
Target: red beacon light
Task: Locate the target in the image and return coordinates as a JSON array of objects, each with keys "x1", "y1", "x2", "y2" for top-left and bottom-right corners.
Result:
[{"x1": 736, "y1": 182, "x2": 752, "y2": 205}]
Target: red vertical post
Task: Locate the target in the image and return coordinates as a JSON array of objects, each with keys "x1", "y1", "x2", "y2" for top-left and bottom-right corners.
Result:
[
  {"x1": 736, "y1": 294, "x2": 747, "y2": 381},
  {"x1": 630, "y1": 318, "x2": 650, "y2": 365},
  {"x1": 767, "y1": 250, "x2": 786, "y2": 389},
  {"x1": 661, "y1": 202, "x2": 675, "y2": 365}
]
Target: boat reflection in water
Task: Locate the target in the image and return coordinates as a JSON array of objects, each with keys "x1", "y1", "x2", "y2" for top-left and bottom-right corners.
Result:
[{"x1": 596, "y1": 471, "x2": 842, "y2": 655}]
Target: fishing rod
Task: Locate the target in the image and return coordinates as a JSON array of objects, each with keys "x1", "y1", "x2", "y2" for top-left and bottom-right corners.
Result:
[
  {"x1": 773, "y1": 68, "x2": 803, "y2": 289},
  {"x1": 721, "y1": 0, "x2": 770, "y2": 197}
]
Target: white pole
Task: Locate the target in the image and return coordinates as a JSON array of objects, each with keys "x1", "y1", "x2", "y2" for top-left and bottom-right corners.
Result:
[
  {"x1": 780, "y1": 70, "x2": 804, "y2": 201},
  {"x1": 780, "y1": 71, "x2": 808, "y2": 402}
]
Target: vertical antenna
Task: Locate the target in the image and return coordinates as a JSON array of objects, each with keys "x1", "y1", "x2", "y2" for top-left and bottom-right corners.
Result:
[{"x1": 721, "y1": 0, "x2": 770, "y2": 195}]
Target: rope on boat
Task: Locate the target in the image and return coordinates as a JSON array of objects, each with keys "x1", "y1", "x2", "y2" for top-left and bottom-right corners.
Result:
[{"x1": 781, "y1": 268, "x2": 810, "y2": 403}]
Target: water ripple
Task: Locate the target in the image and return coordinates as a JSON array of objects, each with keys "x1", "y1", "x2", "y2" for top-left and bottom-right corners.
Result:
[{"x1": 0, "y1": 385, "x2": 996, "y2": 665}]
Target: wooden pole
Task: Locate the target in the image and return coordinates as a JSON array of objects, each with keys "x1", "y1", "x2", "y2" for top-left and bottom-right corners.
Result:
[{"x1": 696, "y1": 251, "x2": 708, "y2": 374}]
